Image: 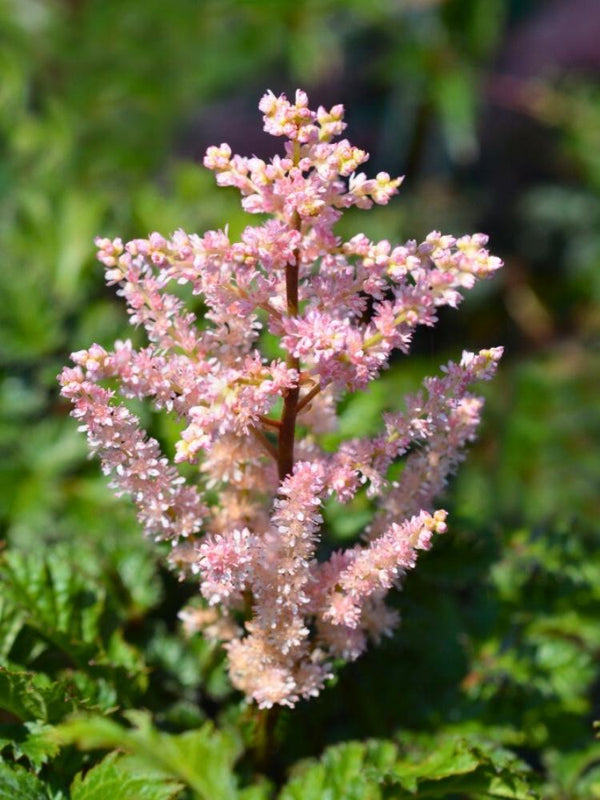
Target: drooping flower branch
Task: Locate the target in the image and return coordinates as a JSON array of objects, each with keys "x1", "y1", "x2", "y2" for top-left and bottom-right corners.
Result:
[{"x1": 59, "y1": 89, "x2": 502, "y2": 708}]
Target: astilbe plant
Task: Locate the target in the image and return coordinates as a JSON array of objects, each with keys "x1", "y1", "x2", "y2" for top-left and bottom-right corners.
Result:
[{"x1": 59, "y1": 90, "x2": 502, "y2": 709}]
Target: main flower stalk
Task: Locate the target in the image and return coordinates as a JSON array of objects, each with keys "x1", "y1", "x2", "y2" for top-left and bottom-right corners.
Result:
[
  {"x1": 278, "y1": 213, "x2": 301, "y2": 482},
  {"x1": 59, "y1": 89, "x2": 503, "y2": 708}
]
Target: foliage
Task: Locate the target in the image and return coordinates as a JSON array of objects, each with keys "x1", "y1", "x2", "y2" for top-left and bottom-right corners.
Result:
[
  {"x1": 1, "y1": 0, "x2": 599, "y2": 797},
  {"x1": 58, "y1": 713, "x2": 241, "y2": 800}
]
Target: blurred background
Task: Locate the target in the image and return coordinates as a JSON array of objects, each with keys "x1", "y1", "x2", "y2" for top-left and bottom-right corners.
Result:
[{"x1": 1, "y1": 0, "x2": 599, "y2": 795}]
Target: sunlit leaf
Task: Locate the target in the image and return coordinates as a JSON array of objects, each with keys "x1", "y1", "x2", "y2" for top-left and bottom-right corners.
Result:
[{"x1": 70, "y1": 752, "x2": 183, "y2": 800}]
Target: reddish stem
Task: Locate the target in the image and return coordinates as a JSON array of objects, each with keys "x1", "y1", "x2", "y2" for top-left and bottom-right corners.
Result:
[
  {"x1": 278, "y1": 213, "x2": 301, "y2": 482},
  {"x1": 259, "y1": 415, "x2": 282, "y2": 430},
  {"x1": 278, "y1": 264, "x2": 300, "y2": 481},
  {"x1": 250, "y1": 426, "x2": 278, "y2": 460},
  {"x1": 296, "y1": 381, "x2": 322, "y2": 414}
]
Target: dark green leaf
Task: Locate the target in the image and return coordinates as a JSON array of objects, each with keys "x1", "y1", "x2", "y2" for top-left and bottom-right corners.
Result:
[
  {"x1": 0, "y1": 761, "x2": 53, "y2": 800},
  {"x1": 0, "y1": 551, "x2": 106, "y2": 666},
  {"x1": 0, "y1": 721, "x2": 59, "y2": 770},
  {"x1": 0, "y1": 668, "x2": 79, "y2": 723}
]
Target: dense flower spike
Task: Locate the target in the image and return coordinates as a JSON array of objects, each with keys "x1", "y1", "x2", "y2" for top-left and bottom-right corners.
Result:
[{"x1": 59, "y1": 90, "x2": 502, "y2": 708}]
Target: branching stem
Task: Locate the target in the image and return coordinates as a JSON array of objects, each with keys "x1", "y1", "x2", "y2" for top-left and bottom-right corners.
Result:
[
  {"x1": 250, "y1": 426, "x2": 278, "y2": 460},
  {"x1": 297, "y1": 381, "x2": 322, "y2": 414},
  {"x1": 259, "y1": 415, "x2": 282, "y2": 429}
]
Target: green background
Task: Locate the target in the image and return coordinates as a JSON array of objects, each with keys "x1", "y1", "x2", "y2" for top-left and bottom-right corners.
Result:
[{"x1": 1, "y1": 1, "x2": 599, "y2": 797}]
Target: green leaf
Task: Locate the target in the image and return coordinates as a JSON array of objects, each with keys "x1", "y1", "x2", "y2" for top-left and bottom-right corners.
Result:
[
  {"x1": 0, "y1": 550, "x2": 106, "y2": 667},
  {"x1": 0, "y1": 596, "x2": 25, "y2": 661},
  {"x1": 238, "y1": 782, "x2": 273, "y2": 800},
  {"x1": 543, "y1": 742, "x2": 600, "y2": 799},
  {"x1": 280, "y1": 740, "x2": 398, "y2": 800},
  {"x1": 0, "y1": 667, "x2": 78, "y2": 723},
  {"x1": 57, "y1": 711, "x2": 242, "y2": 800},
  {"x1": 0, "y1": 721, "x2": 59, "y2": 770},
  {"x1": 70, "y1": 752, "x2": 183, "y2": 800},
  {"x1": 279, "y1": 736, "x2": 536, "y2": 800},
  {"x1": 0, "y1": 761, "x2": 52, "y2": 800},
  {"x1": 0, "y1": 550, "x2": 147, "y2": 697},
  {"x1": 388, "y1": 735, "x2": 536, "y2": 799},
  {"x1": 389, "y1": 739, "x2": 480, "y2": 793}
]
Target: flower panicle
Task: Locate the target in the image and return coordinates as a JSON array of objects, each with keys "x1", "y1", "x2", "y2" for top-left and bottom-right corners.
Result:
[{"x1": 59, "y1": 89, "x2": 503, "y2": 709}]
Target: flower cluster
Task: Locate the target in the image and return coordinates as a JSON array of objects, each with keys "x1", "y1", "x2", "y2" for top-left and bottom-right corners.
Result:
[{"x1": 59, "y1": 90, "x2": 502, "y2": 708}]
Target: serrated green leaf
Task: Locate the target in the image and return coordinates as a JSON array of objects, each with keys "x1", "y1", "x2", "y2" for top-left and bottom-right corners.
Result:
[
  {"x1": 57, "y1": 711, "x2": 242, "y2": 800},
  {"x1": 70, "y1": 752, "x2": 183, "y2": 800},
  {"x1": 0, "y1": 551, "x2": 106, "y2": 667},
  {"x1": 280, "y1": 736, "x2": 536, "y2": 800},
  {"x1": 389, "y1": 738, "x2": 481, "y2": 793},
  {"x1": 0, "y1": 550, "x2": 147, "y2": 698},
  {"x1": 0, "y1": 596, "x2": 25, "y2": 661},
  {"x1": 280, "y1": 740, "x2": 398, "y2": 800},
  {"x1": 388, "y1": 736, "x2": 536, "y2": 799},
  {"x1": 0, "y1": 721, "x2": 59, "y2": 770},
  {"x1": 0, "y1": 760, "x2": 52, "y2": 800},
  {"x1": 0, "y1": 667, "x2": 78, "y2": 723}
]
